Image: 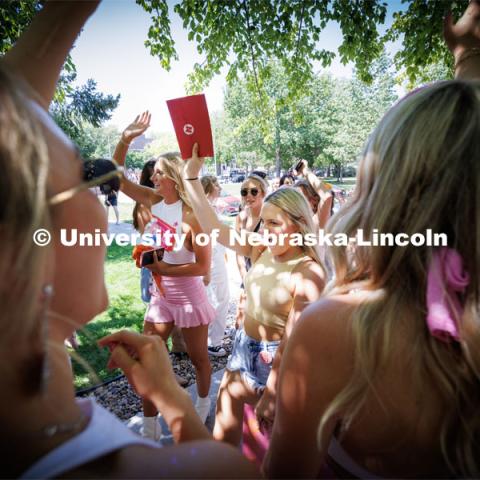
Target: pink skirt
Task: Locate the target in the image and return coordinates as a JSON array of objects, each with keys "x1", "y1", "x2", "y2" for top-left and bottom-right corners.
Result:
[{"x1": 144, "y1": 275, "x2": 215, "y2": 328}]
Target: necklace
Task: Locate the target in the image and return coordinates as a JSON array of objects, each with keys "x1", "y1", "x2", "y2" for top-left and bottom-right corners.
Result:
[{"x1": 42, "y1": 411, "x2": 87, "y2": 437}]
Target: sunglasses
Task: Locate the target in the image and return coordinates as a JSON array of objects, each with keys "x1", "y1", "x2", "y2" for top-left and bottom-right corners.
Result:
[
  {"x1": 49, "y1": 158, "x2": 123, "y2": 206},
  {"x1": 241, "y1": 188, "x2": 259, "y2": 197},
  {"x1": 250, "y1": 170, "x2": 267, "y2": 179}
]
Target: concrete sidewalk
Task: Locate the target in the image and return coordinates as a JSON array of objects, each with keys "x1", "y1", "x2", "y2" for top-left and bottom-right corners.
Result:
[{"x1": 125, "y1": 368, "x2": 225, "y2": 445}]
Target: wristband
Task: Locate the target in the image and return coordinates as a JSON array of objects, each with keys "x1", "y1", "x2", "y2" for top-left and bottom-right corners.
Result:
[
  {"x1": 184, "y1": 177, "x2": 199, "y2": 181},
  {"x1": 120, "y1": 138, "x2": 131, "y2": 147}
]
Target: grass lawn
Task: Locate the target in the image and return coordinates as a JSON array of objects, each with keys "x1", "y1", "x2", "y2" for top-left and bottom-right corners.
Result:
[{"x1": 72, "y1": 243, "x2": 146, "y2": 390}]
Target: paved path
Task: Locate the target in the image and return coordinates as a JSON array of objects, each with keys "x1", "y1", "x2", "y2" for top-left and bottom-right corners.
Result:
[{"x1": 125, "y1": 368, "x2": 225, "y2": 444}]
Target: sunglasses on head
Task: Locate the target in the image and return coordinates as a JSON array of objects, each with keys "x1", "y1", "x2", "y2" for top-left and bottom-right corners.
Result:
[
  {"x1": 241, "y1": 188, "x2": 259, "y2": 197},
  {"x1": 251, "y1": 170, "x2": 267, "y2": 179},
  {"x1": 49, "y1": 158, "x2": 123, "y2": 206}
]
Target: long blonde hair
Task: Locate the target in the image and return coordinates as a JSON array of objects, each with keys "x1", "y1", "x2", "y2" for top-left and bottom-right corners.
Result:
[
  {"x1": 0, "y1": 65, "x2": 52, "y2": 393},
  {"x1": 156, "y1": 152, "x2": 191, "y2": 207},
  {"x1": 321, "y1": 81, "x2": 480, "y2": 476},
  {"x1": 264, "y1": 187, "x2": 325, "y2": 274}
]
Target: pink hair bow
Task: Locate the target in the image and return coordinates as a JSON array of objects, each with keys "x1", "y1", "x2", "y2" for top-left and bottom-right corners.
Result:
[{"x1": 426, "y1": 247, "x2": 470, "y2": 342}]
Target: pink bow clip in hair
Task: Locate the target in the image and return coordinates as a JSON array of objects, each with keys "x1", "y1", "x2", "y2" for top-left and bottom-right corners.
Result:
[{"x1": 426, "y1": 247, "x2": 470, "y2": 342}]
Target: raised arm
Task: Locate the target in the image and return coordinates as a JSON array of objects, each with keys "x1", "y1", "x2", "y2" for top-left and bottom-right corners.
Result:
[
  {"x1": 183, "y1": 144, "x2": 254, "y2": 257},
  {"x1": 255, "y1": 260, "x2": 325, "y2": 430},
  {"x1": 235, "y1": 213, "x2": 249, "y2": 281},
  {"x1": 444, "y1": 0, "x2": 480, "y2": 80},
  {"x1": 2, "y1": 1, "x2": 100, "y2": 109},
  {"x1": 295, "y1": 160, "x2": 332, "y2": 229},
  {"x1": 113, "y1": 112, "x2": 158, "y2": 207}
]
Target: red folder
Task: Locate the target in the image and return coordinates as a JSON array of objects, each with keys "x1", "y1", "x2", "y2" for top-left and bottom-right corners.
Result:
[{"x1": 166, "y1": 93, "x2": 214, "y2": 160}]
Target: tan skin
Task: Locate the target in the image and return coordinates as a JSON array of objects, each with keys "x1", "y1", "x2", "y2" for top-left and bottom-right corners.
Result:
[
  {"x1": 1, "y1": 3, "x2": 256, "y2": 478},
  {"x1": 114, "y1": 132, "x2": 213, "y2": 414},
  {"x1": 264, "y1": 3, "x2": 480, "y2": 477},
  {"x1": 234, "y1": 179, "x2": 265, "y2": 328},
  {"x1": 235, "y1": 179, "x2": 264, "y2": 284},
  {"x1": 203, "y1": 179, "x2": 222, "y2": 286},
  {"x1": 295, "y1": 160, "x2": 333, "y2": 230},
  {"x1": 183, "y1": 146, "x2": 325, "y2": 446}
]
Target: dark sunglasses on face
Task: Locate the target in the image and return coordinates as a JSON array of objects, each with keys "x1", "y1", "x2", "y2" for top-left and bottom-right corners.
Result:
[
  {"x1": 241, "y1": 188, "x2": 259, "y2": 197},
  {"x1": 49, "y1": 158, "x2": 123, "y2": 206}
]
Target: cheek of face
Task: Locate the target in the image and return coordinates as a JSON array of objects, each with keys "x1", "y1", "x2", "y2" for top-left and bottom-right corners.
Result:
[
  {"x1": 50, "y1": 191, "x2": 109, "y2": 330},
  {"x1": 262, "y1": 203, "x2": 298, "y2": 255}
]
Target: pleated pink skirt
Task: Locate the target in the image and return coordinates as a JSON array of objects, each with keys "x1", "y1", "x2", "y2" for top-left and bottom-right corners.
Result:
[{"x1": 144, "y1": 275, "x2": 215, "y2": 328}]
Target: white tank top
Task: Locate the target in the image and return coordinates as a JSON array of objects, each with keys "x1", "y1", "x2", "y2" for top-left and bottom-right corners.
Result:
[
  {"x1": 20, "y1": 398, "x2": 159, "y2": 479},
  {"x1": 151, "y1": 199, "x2": 196, "y2": 265}
]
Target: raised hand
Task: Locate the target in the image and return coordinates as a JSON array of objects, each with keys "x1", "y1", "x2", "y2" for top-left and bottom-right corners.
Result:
[
  {"x1": 184, "y1": 143, "x2": 205, "y2": 179},
  {"x1": 122, "y1": 111, "x2": 151, "y2": 144},
  {"x1": 294, "y1": 159, "x2": 308, "y2": 177},
  {"x1": 444, "y1": 0, "x2": 480, "y2": 57}
]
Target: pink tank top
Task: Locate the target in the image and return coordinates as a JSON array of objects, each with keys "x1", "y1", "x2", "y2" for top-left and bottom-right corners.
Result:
[{"x1": 151, "y1": 199, "x2": 195, "y2": 265}]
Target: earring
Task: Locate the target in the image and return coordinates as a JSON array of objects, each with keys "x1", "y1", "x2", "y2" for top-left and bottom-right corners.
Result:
[
  {"x1": 40, "y1": 284, "x2": 54, "y2": 394},
  {"x1": 175, "y1": 184, "x2": 179, "y2": 191},
  {"x1": 22, "y1": 283, "x2": 54, "y2": 395}
]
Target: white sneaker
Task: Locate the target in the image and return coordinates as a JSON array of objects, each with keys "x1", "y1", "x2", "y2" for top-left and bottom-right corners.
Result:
[
  {"x1": 195, "y1": 396, "x2": 211, "y2": 424},
  {"x1": 140, "y1": 415, "x2": 162, "y2": 442},
  {"x1": 207, "y1": 345, "x2": 227, "y2": 357}
]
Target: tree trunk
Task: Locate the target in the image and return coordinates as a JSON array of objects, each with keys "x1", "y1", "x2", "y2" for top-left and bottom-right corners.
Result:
[{"x1": 275, "y1": 106, "x2": 281, "y2": 176}]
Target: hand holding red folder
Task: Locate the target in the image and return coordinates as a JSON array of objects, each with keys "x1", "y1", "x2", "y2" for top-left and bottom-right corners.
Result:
[{"x1": 166, "y1": 93, "x2": 214, "y2": 160}]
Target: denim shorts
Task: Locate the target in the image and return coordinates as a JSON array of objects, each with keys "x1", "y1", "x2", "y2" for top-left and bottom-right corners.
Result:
[{"x1": 227, "y1": 328, "x2": 280, "y2": 393}]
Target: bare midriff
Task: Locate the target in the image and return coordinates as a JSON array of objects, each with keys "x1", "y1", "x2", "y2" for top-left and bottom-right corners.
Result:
[{"x1": 244, "y1": 313, "x2": 284, "y2": 342}]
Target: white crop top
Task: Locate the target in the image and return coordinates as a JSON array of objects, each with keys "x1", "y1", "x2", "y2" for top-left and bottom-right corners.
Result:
[
  {"x1": 20, "y1": 398, "x2": 159, "y2": 479},
  {"x1": 151, "y1": 199, "x2": 196, "y2": 265}
]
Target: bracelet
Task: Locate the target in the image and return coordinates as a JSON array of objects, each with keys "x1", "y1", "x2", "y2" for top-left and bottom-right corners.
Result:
[
  {"x1": 454, "y1": 47, "x2": 480, "y2": 70},
  {"x1": 184, "y1": 177, "x2": 199, "y2": 181},
  {"x1": 120, "y1": 138, "x2": 131, "y2": 147}
]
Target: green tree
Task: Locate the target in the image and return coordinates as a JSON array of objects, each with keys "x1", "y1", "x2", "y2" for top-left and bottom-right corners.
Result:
[
  {"x1": 138, "y1": 0, "x2": 464, "y2": 101},
  {"x1": 324, "y1": 53, "x2": 398, "y2": 180},
  {"x1": 126, "y1": 150, "x2": 151, "y2": 169},
  {"x1": 51, "y1": 74, "x2": 120, "y2": 150},
  {"x1": 1, "y1": 0, "x2": 120, "y2": 151},
  {"x1": 219, "y1": 55, "x2": 398, "y2": 179},
  {"x1": 73, "y1": 124, "x2": 121, "y2": 160}
]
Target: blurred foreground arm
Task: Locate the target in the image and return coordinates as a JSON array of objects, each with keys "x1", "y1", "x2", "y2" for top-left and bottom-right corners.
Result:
[
  {"x1": 445, "y1": 0, "x2": 480, "y2": 80},
  {"x1": 3, "y1": 1, "x2": 100, "y2": 109}
]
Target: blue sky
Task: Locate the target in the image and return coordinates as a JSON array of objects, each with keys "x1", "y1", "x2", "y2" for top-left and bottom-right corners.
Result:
[{"x1": 71, "y1": 0, "x2": 404, "y2": 133}]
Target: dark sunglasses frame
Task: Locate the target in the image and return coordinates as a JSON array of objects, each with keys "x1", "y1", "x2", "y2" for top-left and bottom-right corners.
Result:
[
  {"x1": 250, "y1": 170, "x2": 267, "y2": 179},
  {"x1": 49, "y1": 158, "x2": 123, "y2": 206},
  {"x1": 241, "y1": 188, "x2": 259, "y2": 197}
]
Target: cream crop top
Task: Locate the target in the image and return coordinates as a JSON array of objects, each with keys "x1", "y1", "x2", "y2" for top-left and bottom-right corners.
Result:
[
  {"x1": 244, "y1": 249, "x2": 308, "y2": 330},
  {"x1": 151, "y1": 199, "x2": 195, "y2": 265}
]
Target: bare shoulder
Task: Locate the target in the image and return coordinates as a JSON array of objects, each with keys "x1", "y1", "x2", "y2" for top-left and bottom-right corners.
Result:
[
  {"x1": 290, "y1": 258, "x2": 326, "y2": 296},
  {"x1": 182, "y1": 205, "x2": 202, "y2": 232},
  {"x1": 63, "y1": 441, "x2": 259, "y2": 479},
  {"x1": 290, "y1": 293, "x2": 363, "y2": 365},
  {"x1": 292, "y1": 257, "x2": 326, "y2": 282}
]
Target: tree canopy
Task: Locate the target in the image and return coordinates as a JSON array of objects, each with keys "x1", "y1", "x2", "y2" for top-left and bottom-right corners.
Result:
[
  {"x1": 138, "y1": 0, "x2": 465, "y2": 98},
  {"x1": 215, "y1": 56, "x2": 397, "y2": 177},
  {"x1": 0, "y1": 0, "x2": 120, "y2": 155}
]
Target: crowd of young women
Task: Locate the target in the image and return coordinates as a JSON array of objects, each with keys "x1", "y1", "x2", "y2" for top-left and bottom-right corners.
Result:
[{"x1": 3, "y1": 0, "x2": 480, "y2": 477}]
